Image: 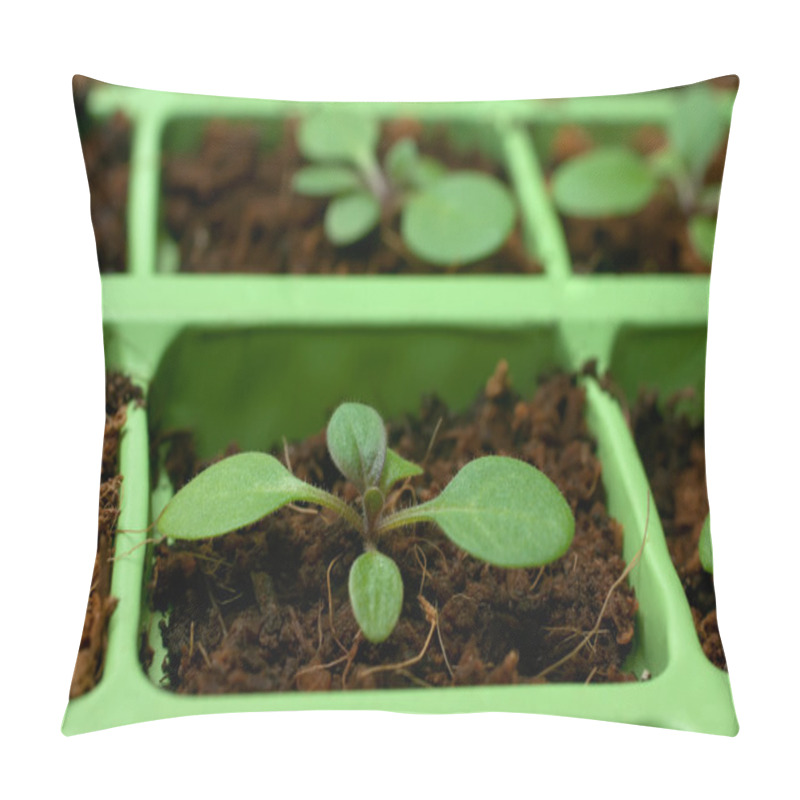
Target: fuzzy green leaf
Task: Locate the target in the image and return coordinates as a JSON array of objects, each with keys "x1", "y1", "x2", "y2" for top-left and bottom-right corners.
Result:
[
  {"x1": 292, "y1": 165, "x2": 361, "y2": 196},
  {"x1": 699, "y1": 514, "x2": 713, "y2": 573},
  {"x1": 385, "y1": 138, "x2": 445, "y2": 190},
  {"x1": 385, "y1": 138, "x2": 420, "y2": 187},
  {"x1": 414, "y1": 156, "x2": 448, "y2": 187},
  {"x1": 401, "y1": 172, "x2": 516, "y2": 266},
  {"x1": 379, "y1": 448, "x2": 424, "y2": 494},
  {"x1": 669, "y1": 84, "x2": 727, "y2": 182},
  {"x1": 648, "y1": 147, "x2": 684, "y2": 182},
  {"x1": 551, "y1": 147, "x2": 659, "y2": 217},
  {"x1": 297, "y1": 111, "x2": 379, "y2": 171},
  {"x1": 327, "y1": 402, "x2": 387, "y2": 491},
  {"x1": 348, "y1": 551, "x2": 404, "y2": 643},
  {"x1": 383, "y1": 456, "x2": 574, "y2": 567},
  {"x1": 324, "y1": 192, "x2": 381, "y2": 245},
  {"x1": 156, "y1": 452, "x2": 337, "y2": 540},
  {"x1": 688, "y1": 214, "x2": 717, "y2": 263}
]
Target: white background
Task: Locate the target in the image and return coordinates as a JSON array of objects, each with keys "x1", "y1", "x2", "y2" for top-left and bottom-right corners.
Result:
[{"x1": 3, "y1": 1, "x2": 797, "y2": 796}]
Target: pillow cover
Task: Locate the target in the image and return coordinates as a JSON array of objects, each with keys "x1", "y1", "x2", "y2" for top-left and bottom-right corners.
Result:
[{"x1": 65, "y1": 75, "x2": 738, "y2": 736}]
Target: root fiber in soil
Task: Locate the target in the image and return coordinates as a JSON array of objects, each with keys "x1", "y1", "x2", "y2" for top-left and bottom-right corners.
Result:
[{"x1": 149, "y1": 365, "x2": 638, "y2": 695}]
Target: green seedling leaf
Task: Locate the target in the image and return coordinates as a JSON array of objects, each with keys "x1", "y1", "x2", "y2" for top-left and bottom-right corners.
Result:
[
  {"x1": 649, "y1": 147, "x2": 684, "y2": 182},
  {"x1": 379, "y1": 448, "x2": 423, "y2": 494},
  {"x1": 385, "y1": 138, "x2": 446, "y2": 190},
  {"x1": 551, "y1": 146, "x2": 659, "y2": 217},
  {"x1": 298, "y1": 110, "x2": 379, "y2": 172},
  {"x1": 348, "y1": 550, "x2": 404, "y2": 643},
  {"x1": 327, "y1": 402, "x2": 387, "y2": 491},
  {"x1": 401, "y1": 171, "x2": 516, "y2": 266},
  {"x1": 699, "y1": 514, "x2": 713, "y2": 573},
  {"x1": 381, "y1": 456, "x2": 574, "y2": 567},
  {"x1": 292, "y1": 165, "x2": 361, "y2": 196},
  {"x1": 669, "y1": 83, "x2": 727, "y2": 182},
  {"x1": 156, "y1": 452, "x2": 356, "y2": 540},
  {"x1": 414, "y1": 156, "x2": 448, "y2": 187},
  {"x1": 688, "y1": 214, "x2": 717, "y2": 263},
  {"x1": 324, "y1": 191, "x2": 381, "y2": 245},
  {"x1": 385, "y1": 138, "x2": 420, "y2": 187}
]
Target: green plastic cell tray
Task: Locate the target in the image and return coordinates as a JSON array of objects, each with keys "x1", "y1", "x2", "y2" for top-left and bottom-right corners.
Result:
[{"x1": 63, "y1": 82, "x2": 737, "y2": 736}]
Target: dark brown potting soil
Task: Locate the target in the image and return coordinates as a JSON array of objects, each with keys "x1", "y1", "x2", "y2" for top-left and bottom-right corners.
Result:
[
  {"x1": 149, "y1": 364, "x2": 638, "y2": 694},
  {"x1": 631, "y1": 390, "x2": 726, "y2": 669},
  {"x1": 73, "y1": 77, "x2": 131, "y2": 274},
  {"x1": 546, "y1": 122, "x2": 730, "y2": 275},
  {"x1": 70, "y1": 373, "x2": 144, "y2": 698},
  {"x1": 162, "y1": 118, "x2": 541, "y2": 275}
]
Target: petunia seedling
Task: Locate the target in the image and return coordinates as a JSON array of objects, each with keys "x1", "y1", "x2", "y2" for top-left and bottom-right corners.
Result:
[
  {"x1": 292, "y1": 110, "x2": 517, "y2": 268},
  {"x1": 156, "y1": 402, "x2": 575, "y2": 643},
  {"x1": 698, "y1": 514, "x2": 713, "y2": 574},
  {"x1": 550, "y1": 82, "x2": 729, "y2": 264}
]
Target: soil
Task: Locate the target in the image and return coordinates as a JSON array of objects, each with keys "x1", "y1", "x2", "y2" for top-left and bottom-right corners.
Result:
[
  {"x1": 545, "y1": 119, "x2": 730, "y2": 275},
  {"x1": 630, "y1": 390, "x2": 726, "y2": 669},
  {"x1": 73, "y1": 76, "x2": 131, "y2": 274},
  {"x1": 70, "y1": 373, "x2": 144, "y2": 698},
  {"x1": 147, "y1": 363, "x2": 638, "y2": 694},
  {"x1": 161, "y1": 118, "x2": 541, "y2": 275}
]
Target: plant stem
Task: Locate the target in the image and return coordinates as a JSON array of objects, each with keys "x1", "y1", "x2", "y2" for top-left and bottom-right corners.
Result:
[
  {"x1": 375, "y1": 503, "x2": 433, "y2": 536},
  {"x1": 304, "y1": 486, "x2": 364, "y2": 533}
]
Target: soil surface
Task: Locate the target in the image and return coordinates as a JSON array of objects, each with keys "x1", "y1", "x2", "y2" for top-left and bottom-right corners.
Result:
[
  {"x1": 631, "y1": 390, "x2": 726, "y2": 669},
  {"x1": 148, "y1": 364, "x2": 638, "y2": 694},
  {"x1": 73, "y1": 77, "x2": 131, "y2": 274},
  {"x1": 545, "y1": 120, "x2": 730, "y2": 275},
  {"x1": 162, "y1": 118, "x2": 541, "y2": 275},
  {"x1": 70, "y1": 373, "x2": 144, "y2": 698}
]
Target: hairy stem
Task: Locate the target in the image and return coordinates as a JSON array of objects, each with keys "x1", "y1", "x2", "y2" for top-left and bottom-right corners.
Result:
[
  {"x1": 303, "y1": 485, "x2": 364, "y2": 533},
  {"x1": 375, "y1": 503, "x2": 434, "y2": 536}
]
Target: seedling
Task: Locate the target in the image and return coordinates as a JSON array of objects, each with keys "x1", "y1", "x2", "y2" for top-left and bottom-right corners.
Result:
[
  {"x1": 550, "y1": 82, "x2": 729, "y2": 263},
  {"x1": 156, "y1": 402, "x2": 575, "y2": 643},
  {"x1": 291, "y1": 110, "x2": 517, "y2": 268},
  {"x1": 698, "y1": 514, "x2": 713, "y2": 573}
]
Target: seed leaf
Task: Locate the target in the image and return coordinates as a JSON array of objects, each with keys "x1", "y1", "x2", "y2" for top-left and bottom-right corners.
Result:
[
  {"x1": 379, "y1": 448, "x2": 424, "y2": 494},
  {"x1": 389, "y1": 456, "x2": 574, "y2": 567},
  {"x1": 414, "y1": 156, "x2": 448, "y2": 188},
  {"x1": 699, "y1": 514, "x2": 713, "y2": 573},
  {"x1": 385, "y1": 138, "x2": 420, "y2": 187},
  {"x1": 401, "y1": 171, "x2": 516, "y2": 266},
  {"x1": 348, "y1": 551, "x2": 404, "y2": 643},
  {"x1": 292, "y1": 165, "x2": 361, "y2": 196},
  {"x1": 551, "y1": 146, "x2": 659, "y2": 217},
  {"x1": 327, "y1": 402, "x2": 387, "y2": 491},
  {"x1": 385, "y1": 138, "x2": 446, "y2": 190},
  {"x1": 324, "y1": 191, "x2": 381, "y2": 245},
  {"x1": 298, "y1": 111, "x2": 379, "y2": 171},
  {"x1": 156, "y1": 452, "x2": 334, "y2": 540},
  {"x1": 688, "y1": 214, "x2": 717, "y2": 263}
]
